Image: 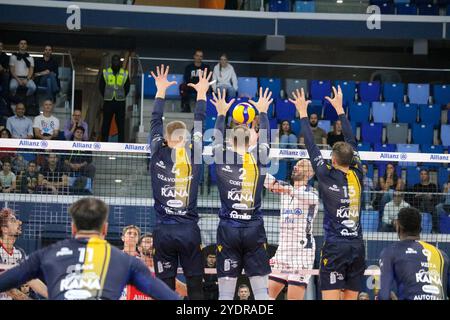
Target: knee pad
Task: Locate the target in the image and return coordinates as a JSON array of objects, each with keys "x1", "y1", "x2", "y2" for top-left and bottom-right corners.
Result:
[
  {"x1": 218, "y1": 277, "x2": 238, "y2": 300},
  {"x1": 249, "y1": 275, "x2": 269, "y2": 300},
  {"x1": 185, "y1": 275, "x2": 204, "y2": 300}
]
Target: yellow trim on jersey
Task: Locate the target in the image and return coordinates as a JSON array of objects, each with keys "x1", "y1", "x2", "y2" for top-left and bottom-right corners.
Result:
[
  {"x1": 83, "y1": 238, "x2": 111, "y2": 298},
  {"x1": 418, "y1": 241, "x2": 445, "y2": 298},
  {"x1": 347, "y1": 170, "x2": 362, "y2": 224},
  {"x1": 175, "y1": 147, "x2": 192, "y2": 207},
  {"x1": 241, "y1": 152, "x2": 258, "y2": 209}
]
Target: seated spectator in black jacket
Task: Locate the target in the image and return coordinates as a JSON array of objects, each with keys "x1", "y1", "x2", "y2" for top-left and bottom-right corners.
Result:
[
  {"x1": 20, "y1": 161, "x2": 38, "y2": 194},
  {"x1": 34, "y1": 45, "x2": 59, "y2": 102},
  {"x1": 40, "y1": 153, "x2": 69, "y2": 194},
  {"x1": 203, "y1": 253, "x2": 218, "y2": 300},
  {"x1": 180, "y1": 49, "x2": 210, "y2": 113},
  {"x1": 62, "y1": 126, "x2": 95, "y2": 180}
]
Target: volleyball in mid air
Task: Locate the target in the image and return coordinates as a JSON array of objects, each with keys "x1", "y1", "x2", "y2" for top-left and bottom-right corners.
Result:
[{"x1": 232, "y1": 102, "x2": 256, "y2": 125}]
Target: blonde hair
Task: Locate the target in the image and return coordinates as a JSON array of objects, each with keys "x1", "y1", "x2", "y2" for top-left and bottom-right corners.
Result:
[{"x1": 165, "y1": 121, "x2": 187, "y2": 142}]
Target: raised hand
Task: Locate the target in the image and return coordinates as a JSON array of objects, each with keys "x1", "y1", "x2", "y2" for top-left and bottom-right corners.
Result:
[
  {"x1": 325, "y1": 86, "x2": 344, "y2": 115},
  {"x1": 211, "y1": 88, "x2": 235, "y2": 116},
  {"x1": 150, "y1": 64, "x2": 177, "y2": 98},
  {"x1": 289, "y1": 88, "x2": 311, "y2": 119},
  {"x1": 187, "y1": 68, "x2": 212, "y2": 100},
  {"x1": 249, "y1": 87, "x2": 273, "y2": 113}
]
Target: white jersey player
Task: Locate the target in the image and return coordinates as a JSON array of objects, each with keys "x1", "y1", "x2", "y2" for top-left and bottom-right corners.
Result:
[{"x1": 264, "y1": 159, "x2": 319, "y2": 300}]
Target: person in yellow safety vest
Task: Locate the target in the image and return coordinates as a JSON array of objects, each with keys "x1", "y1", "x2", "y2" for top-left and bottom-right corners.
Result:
[{"x1": 99, "y1": 54, "x2": 130, "y2": 143}]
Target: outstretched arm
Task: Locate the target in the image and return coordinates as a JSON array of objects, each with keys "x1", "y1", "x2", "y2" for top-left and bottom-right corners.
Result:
[
  {"x1": 211, "y1": 88, "x2": 235, "y2": 145},
  {"x1": 0, "y1": 252, "x2": 41, "y2": 294},
  {"x1": 290, "y1": 88, "x2": 329, "y2": 177},
  {"x1": 149, "y1": 65, "x2": 177, "y2": 154}
]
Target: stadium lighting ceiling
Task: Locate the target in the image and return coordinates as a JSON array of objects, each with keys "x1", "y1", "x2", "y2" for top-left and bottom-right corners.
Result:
[
  {"x1": 109, "y1": 156, "x2": 116, "y2": 160},
  {"x1": 114, "y1": 179, "x2": 122, "y2": 183},
  {"x1": 337, "y1": 0, "x2": 343, "y2": 3}
]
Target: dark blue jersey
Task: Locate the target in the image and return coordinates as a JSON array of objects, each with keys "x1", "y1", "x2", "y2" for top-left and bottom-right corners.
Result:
[
  {"x1": 212, "y1": 112, "x2": 270, "y2": 226},
  {"x1": 379, "y1": 239, "x2": 450, "y2": 300},
  {"x1": 0, "y1": 237, "x2": 180, "y2": 300},
  {"x1": 150, "y1": 98, "x2": 205, "y2": 224},
  {"x1": 301, "y1": 114, "x2": 363, "y2": 242}
]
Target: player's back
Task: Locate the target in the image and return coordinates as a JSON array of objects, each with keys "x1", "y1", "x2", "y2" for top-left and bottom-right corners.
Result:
[
  {"x1": 380, "y1": 240, "x2": 449, "y2": 300},
  {"x1": 36, "y1": 238, "x2": 140, "y2": 300}
]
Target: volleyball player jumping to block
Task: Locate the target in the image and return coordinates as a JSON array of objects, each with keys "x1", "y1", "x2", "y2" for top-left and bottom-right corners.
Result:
[
  {"x1": 149, "y1": 65, "x2": 211, "y2": 300},
  {"x1": 290, "y1": 86, "x2": 366, "y2": 300},
  {"x1": 210, "y1": 87, "x2": 273, "y2": 300},
  {"x1": 264, "y1": 159, "x2": 319, "y2": 300}
]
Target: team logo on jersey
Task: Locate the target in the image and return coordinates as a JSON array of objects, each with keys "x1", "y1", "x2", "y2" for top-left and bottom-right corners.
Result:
[
  {"x1": 405, "y1": 248, "x2": 418, "y2": 254},
  {"x1": 161, "y1": 185, "x2": 189, "y2": 198},
  {"x1": 340, "y1": 229, "x2": 358, "y2": 237},
  {"x1": 282, "y1": 208, "x2": 303, "y2": 215},
  {"x1": 64, "y1": 289, "x2": 93, "y2": 300},
  {"x1": 341, "y1": 219, "x2": 356, "y2": 229},
  {"x1": 166, "y1": 200, "x2": 184, "y2": 208},
  {"x1": 221, "y1": 165, "x2": 233, "y2": 173},
  {"x1": 422, "y1": 249, "x2": 431, "y2": 261},
  {"x1": 156, "y1": 161, "x2": 166, "y2": 169},
  {"x1": 217, "y1": 245, "x2": 223, "y2": 253},
  {"x1": 232, "y1": 203, "x2": 249, "y2": 210},
  {"x1": 328, "y1": 185, "x2": 340, "y2": 192},
  {"x1": 336, "y1": 206, "x2": 359, "y2": 218},
  {"x1": 224, "y1": 259, "x2": 239, "y2": 272},
  {"x1": 415, "y1": 269, "x2": 442, "y2": 286},
  {"x1": 60, "y1": 272, "x2": 101, "y2": 291},
  {"x1": 227, "y1": 189, "x2": 254, "y2": 202},
  {"x1": 56, "y1": 247, "x2": 73, "y2": 257},
  {"x1": 157, "y1": 261, "x2": 172, "y2": 273},
  {"x1": 323, "y1": 258, "x2": 328, "y2": 266},
  {"x1": 229, "y1": 211, "x2": 252, "y2": 220},
  {"x1": 330, "y1": 272, "x2": 344, "y2": 284}
]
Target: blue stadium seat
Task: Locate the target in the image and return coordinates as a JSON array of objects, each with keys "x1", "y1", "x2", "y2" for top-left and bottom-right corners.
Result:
[
  {"x1": 349, "y1": 102, "x2": 371, "y2": 123},
  {"x1": 418, "y1": 4, "x2": 439, "y2": 15},
  {"x1": 438, "y1": 167, "x2": 450, "y2": 187},
  {"x1": 396, "y1": 3, "x2": 418, "y2": 14},
  {"x1": 374, "y1": 143, "x2": 396, "y2": 153},
  {"x1": 357, "y1": 142, "x2": 372, "y2": 151},
  {"x1": 439, "y1": 213, "x2": 450, "y2": 234},
  {"x1": 294, "y1": 1, "x2": 315, "y2": 12},
  {"x1": 269, "y1": 0, "x2": 290, "y2": 12},
  {"x1": 408, "y1": 83, "x2": 429, "y2": 104},
  {"x1": 421, "y1": 212, "x2": 432, "y2": 234},
  {"x1": 165, "y1": 74, "x2": 183, "y2": 98},
  {"x1": 412, "y1": 123, "x2": 434, "y2": 145},
  {"x1": 206, "y1": 98, "x2": 218, "y2": 117},
  {"x1": 421, "y1": 144, "x2": 444, "y2": 168},
  {"x1": 406, "y1": 166, "x2": 422, "y2": 188},
  {"x1": 396, "y1": 103, "x2": 418, "y2": 124},
  {"x1": 334, "y1": 80, "x2": 356, "y2": 105},
  {"x1": 143, "y1": 73, "x2": 157, "y2": 98},
  {"x1": 308, "y1": 100, "x2": 323, "y2": 118},
  {"x1": 350, "y1": 121, "x2": 358, "y2": 139},
  {"x1": 290, "y1": 119, "x2": 302, "y2": 136},
  {"x1": 372, "y1": 102, "x2": 394, "y2": 124},
  {"x1": 386, "y1": 123, "x2": 408, "y2": 144},
  {"x1": 318, "y1": 120, "x2": 331, "y2": 133},
  {"x1": 433, "y1": 84, "x2": 450, "y2": 105},
  {"x1": 358, "y1": 81, "x2": 381, "y2": 103},
  {"x1": 361, "y1": 211, "x2": 380, "y2": 232},
  {"x1": 383, "y1": 82, "x2": 405, "y2": 103},
  {"x1": 361, "y1": 123, "x2": 383, "y2": 145},
  {"x1": 209, "y1": 164, "x2": 217, "y2": 186},
  {"x1": 275, "y1": 99, "x2": 296, "y2": 122},
  {"x1": 285, "y1": 79, "x2": 308, "y2": 99},
  {"x1": 441, "y1": 124, "x2": 450, "y2": 146},
  {"x1": 419, "y1": 104, "x2": 441, "y2": 127},
  {"x1": 310, "y1": 80, "x2": 332, "y2": 100},
  {"x1": 267, "y1": 102, "x2": 275, "y2": 119},
  {"x1": 397, "y1": 143, "x2": 420, "y2": 167},
  {"x1": 447, "y1": 4, "x2": 450, "y2": 15},
  {"x1": 380, "y1": 2, "x2": 396, "y2": 14},
  {"x1": 273, "y1": 159, "x2": 289, "y2": 181},
  {"x1": 238, "y1": 77, "x2": 258, "y2": 98},
  {"x1": 323, "y1": 100, "x2": 339, "y2": 122},
  {"x1": 269, "y1": 118, "x2": 279, "y2": 132},
  {"x1": 394, "y1": 0, "x2": 410, "y2": 3},
  {"x1": 415, "y1": 0, "x2": 434, "y2": 4},
  {"x1": 259, "y1": 78, "x2": 282, "y2": 98}
]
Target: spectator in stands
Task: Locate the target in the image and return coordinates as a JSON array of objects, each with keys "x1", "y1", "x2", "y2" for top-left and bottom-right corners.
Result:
[
  {"x1": 6, "y1": 103, "x2": 33, "y2": 139},
  {"x1": 9, "y1": 40, "x2": 36, "y2": 98},
  {"x1": 138, "y1": 233, "x2": 154, "y2": 269},
  {"x1": 34, "y1": 45, "x2": 59, "y2": 102},
  {"x1": 203, "y1": 253, "x2": 219, "y2": 300},
  {"x1": 63, "y1": 109, "x2": 88, "y2": 141},
  {"x1": 408, "y1": 169, "x2": 439, "y2": 232},
  {"x1": 99, "y1": 55, "x2": 129, "y2": 143},
  {"x1": 180, "y1": 49, "x2": 210, "y2": 112},
  {"x1": 298, "y1": 113, "x2": 327, "y2": 147},
  {"x1": 381, "y1": 192, "x2": 410, "y2": 232},
  {"x1": 0, "y1": 128, "x2": 16, "y2": 162},
  {"x1": 212, "y1": 53, "x2": 238, "y2": 99},
  {"x1": 122, "y1": 225, "x2": 141, "y2": 257},
  {"x1": 39, "y1": 153, "x2": 69, "y2": 194},
  {"x1": 0, "y1": 159, "x2": 16, "y2": 193},
  {"x1": 0, "y1": 41, "x2": 10, "y2": 101},
  {"x1": 362, "y1": 164, "x2": 374, "y2": 210},
  {"x1": 279, "y1": 120, "x2": 297, "y2": 149},
  {"x1": 435, "y1": 174, "x2": 450, "y2": 220},
  {"x1": 33, "y1": 99, "x2": 60, "y2": 140},
  {"x1": 63, "y1": 126, "x2": 96, "y2": 179},
  {"x1": 327, "y1": 119, "x2": 344, "y2": 147},
  {"x1": 20, "y1": 161, "x2": 38, "y2": 194},
  {"x1": 377, "y1": 163, "x2": 404, "y2": 211},
  {"x1": 358, "y1": 292, "x2": 370, "y2": 300},
  {"x1": 237, "y1": 284, "x2": 251, "y2": 300}
]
